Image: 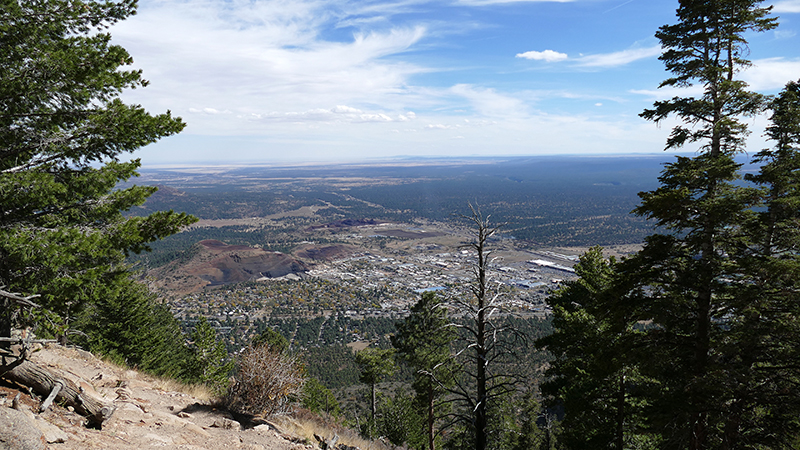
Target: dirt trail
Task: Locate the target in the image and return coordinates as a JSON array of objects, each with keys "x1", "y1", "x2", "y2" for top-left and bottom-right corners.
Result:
[{"x1": 2, "y1": 345, "x2": 309, "y2": 450}]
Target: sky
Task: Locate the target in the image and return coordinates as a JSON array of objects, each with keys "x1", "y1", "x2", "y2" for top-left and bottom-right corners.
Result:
[{"x1": 111, "y1": 0, "x2": 800, "y2": 165}]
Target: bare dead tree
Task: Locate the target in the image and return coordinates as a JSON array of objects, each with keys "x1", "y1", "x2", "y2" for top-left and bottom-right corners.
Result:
[{"x1": 437, "y1": 204, "x2": 526, "y2": 450}]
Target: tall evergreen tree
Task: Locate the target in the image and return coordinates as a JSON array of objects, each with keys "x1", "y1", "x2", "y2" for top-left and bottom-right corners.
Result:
[
  {"x1": 392, "y1": 291, "x2": 456, "y2": 450},
  {"x1": 631, "y1": 1, "x2": 779, "y2": 448},
  {"x1": 746, "y1": 80, "x2": 800, "y2": 257},
  {"x1": 726, "y1": 79, "x2": 800, "y2": 448},
  {"x1": 538, "y1": 247, "x2": 653, "y2": 450},
  {"x1": 72, "y1": 277, "x2": 194, "y2": 379},
  {"x1": 355, "y1": 346, "x2": 396, "y2": 437},
  {"x1": 0, "y1": 0, "x2": 195, "y2": 339}
]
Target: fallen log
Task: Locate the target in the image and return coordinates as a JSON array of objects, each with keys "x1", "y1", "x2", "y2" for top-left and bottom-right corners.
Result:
[{"x1": 1, "y1": 359, "x2": 114, "y2": 428}]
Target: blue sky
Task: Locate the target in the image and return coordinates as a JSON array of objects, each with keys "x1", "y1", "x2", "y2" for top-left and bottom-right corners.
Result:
[{"x1": 112, "y1": 0, "x2": 800, "y2": 165}]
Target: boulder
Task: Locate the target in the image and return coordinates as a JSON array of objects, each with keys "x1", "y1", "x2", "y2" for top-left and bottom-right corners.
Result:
[{"x1": 0, "y1": 406, "x2": 46, "y2": 450}]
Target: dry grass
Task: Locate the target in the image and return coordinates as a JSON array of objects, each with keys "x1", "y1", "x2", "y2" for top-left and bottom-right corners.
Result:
[
  {"x1": 151, "y1": 377, "x2": 216, "y2": 402},
  {"x1": 89, "y1": 350, "x2": 217, "y2": 402},
  {"x1": 272, "y1": 409, "x2": 392, "y2": 450}
]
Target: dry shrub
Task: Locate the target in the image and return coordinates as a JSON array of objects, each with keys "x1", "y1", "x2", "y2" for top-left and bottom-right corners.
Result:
[{"x1": 225, "y1": 344, "x2": 304, "y2": 416}]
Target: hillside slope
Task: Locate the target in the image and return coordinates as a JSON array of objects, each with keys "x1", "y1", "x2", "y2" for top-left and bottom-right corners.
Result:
[{"x1": 0, "y1": 345, "x2": 329, "y2": 450}]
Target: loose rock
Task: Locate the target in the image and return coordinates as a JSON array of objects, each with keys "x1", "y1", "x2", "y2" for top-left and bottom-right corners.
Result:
[{"x1": 0, "y1": 406, "x2": 46, "y2": 450}]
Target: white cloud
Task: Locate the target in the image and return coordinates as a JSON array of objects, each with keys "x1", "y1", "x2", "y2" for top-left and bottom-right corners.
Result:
[
  {"x1": 630, "y1": 85, "x2": 705, "y2": 100},
  {"x1": 456, "y1": 0, "x2": 574, "y2": 5},
  {"x1": 450, "y1": 84, "x2": 527, "y2": 117},
  {"x1": 104, "y1": 0, "x2": 790, "y2": 165},
  {"x1": 743, "y1": 58, "x2": 800, "y2": 91},
  {"x1": 772, "y1": 1, "x2": 800, "y2": 13},
  {"x1": 332, "y1": 105, "x2": 364, "y2": 114},
  {"x1": 775, "y1": 29, "x2": 797, "y2": 39},
  {"x1": 514, "y1": 45, "x2": 660, "y2": 69},
  {"x1": 516, "y1": 49, "x2": 568, "y2": 62},
  {"x1": 629, "y1": 57, "x2": 800, "y2": 100},
  {"x1": 248, "y1": 106, "x2": 407, "y2": 123},
  {"x1": 575, "y1": 46, "x2": 662, "y2": 68},
  {"x1": 188, "y1": 108, "x2": 231, "y2": 115},
  {"x1": 112, "y1": 0, "x2": 429, "y2": 135}
]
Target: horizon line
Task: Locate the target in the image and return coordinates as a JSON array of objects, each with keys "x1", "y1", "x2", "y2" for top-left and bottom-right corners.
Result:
[{"x1": 136, "y1": 152, "x2": 691, "y2": 170}]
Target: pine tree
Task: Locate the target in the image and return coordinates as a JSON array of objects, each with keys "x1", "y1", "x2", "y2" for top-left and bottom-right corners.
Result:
[
  {"x1": 355, "y1": 347, "x2": 396, "y2": 437},
  {"x1": 377, "y1": 388, "x2": 426, "y2": 448},
  {"x1": 252, "y1": 326, "x2": 290, "y2": 353},
  {"x1": 725, "y1": 79, "x2": 800, "y2": 447},
  {"x1": 0, "y1": 0, "x2": 195, "y2": 339},
  {"x1": 746, "y1": 80, "x2": 800, "y2": 258},
  {"x1": 632, "y1": 1, "x2": 779, "y2": 448},
  {"x1": 392, "y1": 291, "x2": 456, "y2": 450},
  {"x1": 190, "y1": 318, "x2": 234, "y2": 396},
  {"x1": 302, "y1": 377, "x2": 341, "y2": 416},
  {"x1": 510, "y1": 392, "x2": 557, "y2": 450},
  {"x1": 538, "y1": 247, "x2": 653, "y2": 450},
  {"x1": 72, "y1": 277, "x2": 194, "y2": 379}
]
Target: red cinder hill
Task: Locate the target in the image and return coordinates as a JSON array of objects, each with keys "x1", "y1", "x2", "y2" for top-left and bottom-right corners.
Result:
[{"x1": 148, "y1": 240, "x2": 309, "y2": 295}]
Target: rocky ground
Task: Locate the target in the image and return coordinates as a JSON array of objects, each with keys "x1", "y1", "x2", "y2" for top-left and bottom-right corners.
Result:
[{"x1": 1, "y1": 345, "x2": 374, "y2": 450}]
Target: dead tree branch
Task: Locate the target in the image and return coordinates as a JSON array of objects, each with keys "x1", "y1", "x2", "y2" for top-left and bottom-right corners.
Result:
[{"x1": 1, "y1": 358, "x2": 115, "y2": 428}]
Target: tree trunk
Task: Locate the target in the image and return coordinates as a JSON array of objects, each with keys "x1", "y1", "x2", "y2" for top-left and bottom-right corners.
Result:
[
  {"x1": 1, "y1": 359, "x2": 115, "y2": 428},
  {"x1": 370, "y1": 381, "x2": 376, "y2": 433},
  {"x1": 616, "y1": 371, "x2": 625, "y2": 450},
  {"x1": 476, "y1": 323, "x2": 487, "y2": 450},
  {"x1": 0, "y1": 299, "x2": 10, "y2": 351},
  {"x1": 428, "y1": 382, "x2": 435, "y2": 450}
]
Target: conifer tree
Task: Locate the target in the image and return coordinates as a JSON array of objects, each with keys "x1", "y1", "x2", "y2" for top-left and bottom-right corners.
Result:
[
  {"x1": 393, "y1": 291, "x2": 456, "y2": 450},
  {"x1": 355, "y1": 347, "x2": 396, "y2": 436},
  {"x1": 0, "y1": 0, "x2": 195, "y2": 339},
  {"x1": 72, "y1": 277, "x2": 194, "y2": 379},
  {"x1": 543, "y1": 6, "x2": 799, "y2": 448},
  {"x1": 631, "y1": 1, "x2": 779, "y2": 448},
  {"x1": 302, "y1": 377, "x2": 341, "y2": 416},
  {"x1": 727, "y1": 79, "x2": 800, "y2": 447},
  {"x1": 252, "y1": 326, "x2": 290, "y2": 353},
  {"x1": 190, "y1": 318, "x2": 234, "y2": 396},
  {"x1": 538, "y1": 247, "x2": 652, "y2": 450},
  {"x1": 746, "y1": 80, "x2": 800, "y2": 257}
]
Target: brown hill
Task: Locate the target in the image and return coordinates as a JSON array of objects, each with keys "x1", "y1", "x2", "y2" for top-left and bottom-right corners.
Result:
[
  {"x1": 149, "y1": 240, "x2": 309, "y2": 295},
  {"x1": 292, "y1": 243, "x2": 359, "y2": 262}
]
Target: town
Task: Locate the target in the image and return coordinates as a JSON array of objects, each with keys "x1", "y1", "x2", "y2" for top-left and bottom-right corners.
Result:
[{"x1": 161, "y1": 220, "x2": 582, "y2": 352}]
